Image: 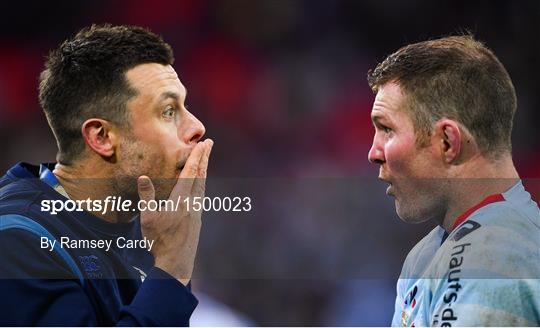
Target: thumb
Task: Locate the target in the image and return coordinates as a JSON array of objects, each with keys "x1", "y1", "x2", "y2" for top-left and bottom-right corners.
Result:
[{"x1": 137, "y1": 175, "x2": 155, "y2": 204}]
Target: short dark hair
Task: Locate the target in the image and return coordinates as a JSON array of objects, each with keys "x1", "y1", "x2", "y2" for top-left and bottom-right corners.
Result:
[
  {"x1": 367, "y1": 35, "x2": 517, "y2": 158},
  {"x1": 39, "y1": 24, "x2": 174, "y2": 164}
]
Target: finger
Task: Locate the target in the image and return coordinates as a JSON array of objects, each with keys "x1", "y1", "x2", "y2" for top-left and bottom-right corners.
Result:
[
  {"x1": 197, "y1": 139, "x2": 213, "y2": 178},
  {"x1": 180, "y1": 142, "x2": 206, "y2": 179},
  {"x1": 137, "y1": 176, "x2": 155, "y2": 224},
  {"x1": 192, "y1": 140, "x2": 213, "y2": 198},
  {"x1": 171, "y1": 141, "x2": 206, "y2": 199},
  {"x1": 138, "y1": 175, "x2": 155, "y2": 202}
]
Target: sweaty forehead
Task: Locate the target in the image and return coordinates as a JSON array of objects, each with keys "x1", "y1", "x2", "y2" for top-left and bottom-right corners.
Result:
[{"x1": 125, "y1": 63, "x2": 186, "y2": 98}]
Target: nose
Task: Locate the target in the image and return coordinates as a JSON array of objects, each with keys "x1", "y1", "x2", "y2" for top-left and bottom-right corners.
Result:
[
  {"x1": 183, "y1": 109, "x2": 206, "y2": 145},
  {"x1": 368, "y1": 136, "x2": 385, "y2": 165}
]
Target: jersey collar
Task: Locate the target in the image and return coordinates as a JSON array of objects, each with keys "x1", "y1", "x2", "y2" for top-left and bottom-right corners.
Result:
[
  {"x1": 39, "y1": 164, "x2": 70, "y2": 199},
  {"x1": 451, "y1": 193, "x2": 505, "y2": 231}
]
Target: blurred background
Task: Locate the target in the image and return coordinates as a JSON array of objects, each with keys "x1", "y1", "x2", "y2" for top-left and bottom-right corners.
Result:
[{"x1": 1, "y1": 0, "x2": 539, "y2": 325}]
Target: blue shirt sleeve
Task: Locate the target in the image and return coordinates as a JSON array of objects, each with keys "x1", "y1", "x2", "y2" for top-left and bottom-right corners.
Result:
[
  {"x1": 0, "y1": 229, "x2": 198, "y2": 326},
  {"x1": 119, "y1": 267, "x2": 198, "y2": 326}
]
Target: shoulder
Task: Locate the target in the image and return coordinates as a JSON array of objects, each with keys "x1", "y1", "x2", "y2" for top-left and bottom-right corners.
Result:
[
  {"x1": 441, "y1": 201, "x2": 540, "y2": 278},
  {"x1": 427, "y1": 198, "x2": 540, "y2": 326},
  {"x1": 400, "y1": 226, "x2": 445, "y2": 279},
  {"x1": 0, "y1": 218, "x2": 77, "y2": 280},
  {"x1": 0, "y1": 171, "x2": 47, "y2": 215}
]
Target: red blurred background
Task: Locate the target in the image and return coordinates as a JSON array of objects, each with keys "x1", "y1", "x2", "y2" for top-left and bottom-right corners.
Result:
[{"x1": 0, "y1": 0, "x2": 538, "y2": 325}]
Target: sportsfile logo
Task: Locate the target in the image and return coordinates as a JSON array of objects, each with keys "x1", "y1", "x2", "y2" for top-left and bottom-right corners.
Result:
[
  {"x1": 40, "y1": 196, "x2": 252, "y2": 215},
  {"x1": 41, "y1": 196, "x2": 139, "y2": 215}
]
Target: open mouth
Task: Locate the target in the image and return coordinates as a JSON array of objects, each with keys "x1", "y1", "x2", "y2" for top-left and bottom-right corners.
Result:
[{"x1": 378, "y1": 176, "x2": 394, "y2": 196}]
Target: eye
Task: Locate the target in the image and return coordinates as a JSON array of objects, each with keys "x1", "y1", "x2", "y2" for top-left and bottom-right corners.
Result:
[
  {"x1": 376, "y1": 123, "x2": 392, "y2": 134},
  {"x1": 162, "y1": 106, "x2": 176, "y2": 119}
]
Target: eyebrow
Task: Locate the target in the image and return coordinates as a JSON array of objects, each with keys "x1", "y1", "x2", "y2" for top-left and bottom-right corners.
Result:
[
  {"x1": 371, "y1": 114, "x2": 383, "y2": 124},
  {"x1": 158, "y1": 86, "x2": 188, "y2": 102},
  {"x1": 158, "y1": 91, "x2": 181, "y2": 102},
  {"x1": 371, "y1": 112, "x2": 393, "y2": 129}
]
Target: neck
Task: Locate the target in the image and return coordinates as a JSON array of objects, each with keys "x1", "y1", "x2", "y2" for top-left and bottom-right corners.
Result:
[
  {"x1": 440, "y1": 154, "x2": 519, "y2": 231},
  {"x1": 53, "y1": 158, "x2": 135, "y2": 223}
]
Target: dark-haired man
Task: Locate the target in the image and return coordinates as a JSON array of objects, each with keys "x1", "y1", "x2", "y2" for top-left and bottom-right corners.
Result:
[
  {"x1": 367, "y1": 36, "x2": 539, "y2": 326},
  {"x1": 0, "y1": 24, "x2": 213, "y2": 325}
]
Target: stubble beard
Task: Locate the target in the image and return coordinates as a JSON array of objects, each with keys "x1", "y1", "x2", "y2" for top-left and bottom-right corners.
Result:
[
  {"x1": 394, "y1": 178, "x2": 449, "y2": 224},
  {"x1": 116, "y1": 136, "x2": 184, "y2": 202}
]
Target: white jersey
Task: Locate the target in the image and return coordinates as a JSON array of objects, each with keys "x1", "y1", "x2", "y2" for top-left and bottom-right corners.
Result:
[{"x1": 392, "y1": 181, "x2": 540, "y2": 326}]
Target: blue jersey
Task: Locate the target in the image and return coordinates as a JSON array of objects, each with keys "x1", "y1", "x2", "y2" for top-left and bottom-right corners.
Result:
[
  {"x1": 0, "y1": 162, "x2": 198, "y2": 325},
  {"x1": 392, "y1": 181, "x2": 540, "y2": 326}
]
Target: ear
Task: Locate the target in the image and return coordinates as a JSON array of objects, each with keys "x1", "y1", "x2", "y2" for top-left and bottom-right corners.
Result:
[
  {"x1": 435, "y1": 119, "x2": 462, "y2": 164},
  {"x1": 81, "y1": 119, "x2": 117, "y2": 157}
]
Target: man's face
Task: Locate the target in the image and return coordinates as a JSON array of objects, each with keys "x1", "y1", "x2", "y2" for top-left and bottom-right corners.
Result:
[
  {"x1": 368, "y1": 82, "x2": 448, "y2": 223},
  {"x1": 116, "y1": 63, "x2": 205, "y2": 200}
]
